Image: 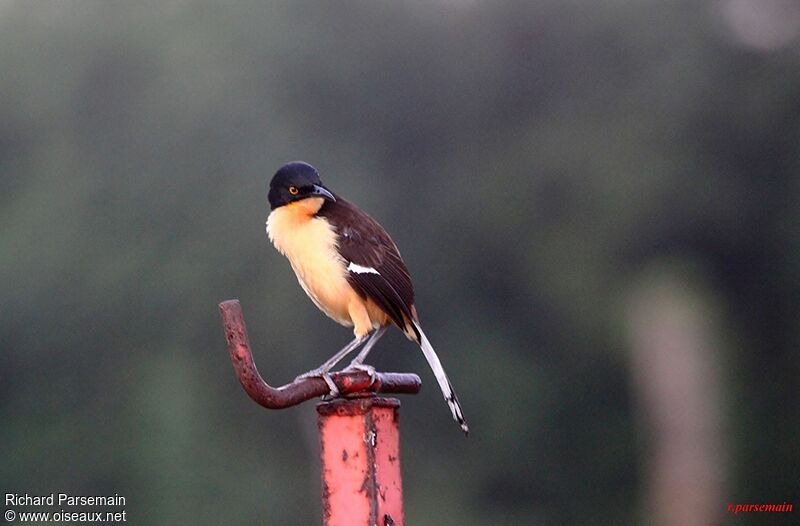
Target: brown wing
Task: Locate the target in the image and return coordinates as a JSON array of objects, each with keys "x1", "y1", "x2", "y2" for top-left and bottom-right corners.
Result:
[{"x1": 317, "y1": 196, "x2": 418, "y2": 336}]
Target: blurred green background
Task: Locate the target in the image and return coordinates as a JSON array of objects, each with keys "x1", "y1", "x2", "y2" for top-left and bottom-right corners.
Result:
[{"x1": 1, "y1": 1, "x2": 798, "y2": 524}]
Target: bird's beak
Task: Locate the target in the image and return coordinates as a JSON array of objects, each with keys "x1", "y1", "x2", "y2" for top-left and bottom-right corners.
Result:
[{"x1": 311, "y1": 184, "x2": 336, "y2": 202}]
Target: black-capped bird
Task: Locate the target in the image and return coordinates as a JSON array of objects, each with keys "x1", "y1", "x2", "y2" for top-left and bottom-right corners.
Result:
[{"x1": 266, "y1": 161, "x2": 468, "y2": 434}]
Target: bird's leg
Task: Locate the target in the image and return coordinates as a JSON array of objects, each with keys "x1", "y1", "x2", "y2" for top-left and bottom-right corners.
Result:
[
  {"x1": 341, "y1": 326, "x2": 388, "y2": 383},
  {"x1": 294, "y1": 334, "x2": 368, "y2": 396}
]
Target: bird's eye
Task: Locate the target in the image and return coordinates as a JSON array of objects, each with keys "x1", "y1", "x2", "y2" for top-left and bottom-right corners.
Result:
[{"x1": 288, "y1": 186, "x2": 299, "y2": 195}]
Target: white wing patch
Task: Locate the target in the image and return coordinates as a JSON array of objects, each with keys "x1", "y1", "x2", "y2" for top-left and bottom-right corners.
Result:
[{"x1": 347, "y1": 262, "x2": 380, "y2": 275}]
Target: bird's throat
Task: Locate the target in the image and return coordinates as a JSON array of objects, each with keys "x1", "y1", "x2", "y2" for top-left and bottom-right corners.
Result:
[{"x1": 266, "y1": 199, "x2": 356, "y2": 327}]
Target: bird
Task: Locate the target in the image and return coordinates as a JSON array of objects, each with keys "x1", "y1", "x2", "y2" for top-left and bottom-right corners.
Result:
[{"x1": 265, "y1": 161, "x2": 468, "y2": 434}]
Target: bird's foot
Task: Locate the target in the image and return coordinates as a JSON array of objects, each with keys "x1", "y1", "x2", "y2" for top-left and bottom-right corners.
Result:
[
  {"x1": 341, "y1": 363, "x2": 377, "y2": 386},
  {"x1": 295, "y1": 369, "x2": 340, "y2": 397}
]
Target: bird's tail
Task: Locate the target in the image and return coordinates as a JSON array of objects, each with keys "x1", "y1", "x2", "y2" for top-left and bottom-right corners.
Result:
[{"x1": 412, "y1": 321, "x2": 469, "y2": 435}]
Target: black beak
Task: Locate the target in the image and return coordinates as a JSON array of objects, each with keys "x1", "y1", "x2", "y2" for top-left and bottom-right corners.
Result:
[{"x1": 311, "y1": 184, "x2": 336, "y2": 202}]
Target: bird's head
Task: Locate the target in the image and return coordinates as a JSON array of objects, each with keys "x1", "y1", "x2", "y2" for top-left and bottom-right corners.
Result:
[{"x1": 268, "y1": 161, "x2": 336, "y2": 211}]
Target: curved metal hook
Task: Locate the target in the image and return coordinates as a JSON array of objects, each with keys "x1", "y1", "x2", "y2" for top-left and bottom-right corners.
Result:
[{"x1": 219, "y1": 299, "x2": 421, "y2": 409}]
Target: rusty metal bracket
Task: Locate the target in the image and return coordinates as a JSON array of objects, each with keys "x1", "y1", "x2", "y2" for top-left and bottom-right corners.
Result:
[{"x1": 219, "y1": 299, "x2": 422, "y2": 409}]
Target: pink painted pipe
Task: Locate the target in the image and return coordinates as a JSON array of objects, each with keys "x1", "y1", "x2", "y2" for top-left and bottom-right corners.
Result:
[
  {"x1": 318, "y1": 398, "x2": 404, "y2": 526},
  {"x1": 219, "y1": 299, "x2": 415, "y2": 525}
]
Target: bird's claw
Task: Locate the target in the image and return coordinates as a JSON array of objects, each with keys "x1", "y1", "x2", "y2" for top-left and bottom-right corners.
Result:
[
  {"x1": 321, "y1": 373, "x2": 340, "y2": 398},
  {"x1": 295, "y1": 369, "x2": 340, "y2": 398}
]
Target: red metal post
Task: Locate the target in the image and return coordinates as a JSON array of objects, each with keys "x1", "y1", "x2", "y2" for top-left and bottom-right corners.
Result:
[
  {"x1": 219, "y1": 300, "x2": 416, "y2": 526},
  {"x1": 318, "y1": 397, "x2": 404, "y2": 526}
]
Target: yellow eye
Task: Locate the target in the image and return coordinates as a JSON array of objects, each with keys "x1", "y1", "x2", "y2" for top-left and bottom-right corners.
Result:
[{"x1": 288, "y1": 186, "x2": 299, "y2": 195}]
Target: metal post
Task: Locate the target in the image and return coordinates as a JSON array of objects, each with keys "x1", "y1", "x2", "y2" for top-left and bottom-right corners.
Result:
[
  {"x1": 318, "y1": 397, "x2": 404, "y2": 526},
  {"x1": 219, "y1": 299, "x2": 418, "y2": 526}
]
